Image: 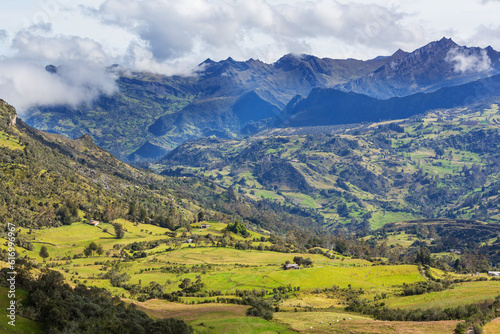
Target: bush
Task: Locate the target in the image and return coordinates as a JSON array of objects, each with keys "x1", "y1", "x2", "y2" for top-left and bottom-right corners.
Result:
[{"x1": 244, "y1": 296, "x2": 273, "y2": 320}]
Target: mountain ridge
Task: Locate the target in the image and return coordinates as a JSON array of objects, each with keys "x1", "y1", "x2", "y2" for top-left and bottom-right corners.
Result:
[
  {"x1": 23, "y1": 38, "x2": 500, "y2": 161},
  {"x1": 280, "y1": 73, "x2": 500, "y2": 127},
  {"x1": 337, "y1": 37, "x2": 500, "y2": 99}
]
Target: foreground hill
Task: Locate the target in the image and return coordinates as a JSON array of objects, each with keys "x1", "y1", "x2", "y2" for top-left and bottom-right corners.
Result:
[
  {"x1": 0, "y1": 99, "x2": 330, "y2": 240},
  {"x1": 2, "y1": 100, "x2": 500, "y2": 333}
]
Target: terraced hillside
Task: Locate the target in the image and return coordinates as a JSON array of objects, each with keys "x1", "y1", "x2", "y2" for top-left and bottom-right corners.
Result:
[{"x1": 158, "y1": 103, "x2": 500, "y2": 229}]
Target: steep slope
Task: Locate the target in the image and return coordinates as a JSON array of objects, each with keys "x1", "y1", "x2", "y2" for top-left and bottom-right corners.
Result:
[
  {"x1": 282, "y1": 74, "x2": 500, "y2": 127},
  {"x1": 1, "y1": 99, "x2": 326, "y2": 235},
  {"x1": 157, "y1": 101, "x2": 500, "y2": 228},
  {"x1": 24, "y1": 51, "x2": 405, "y2": 160},
  {"x1": 338, "y1": 38, "x2": 500, "y2": 99},
  {"x1": 0, "y1": 99, "x2": 186, "y2": 228}
]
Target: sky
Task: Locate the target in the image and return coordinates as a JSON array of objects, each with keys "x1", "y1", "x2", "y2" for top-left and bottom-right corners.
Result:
[{"x1": 1, "y1": 0, "x2": 500, "y2": 112}]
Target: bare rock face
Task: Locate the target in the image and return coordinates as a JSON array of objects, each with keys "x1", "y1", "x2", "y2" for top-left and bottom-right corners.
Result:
[
  {"x1": 0, "y1": 99, "x2": 17, "y2": 129},
  {"x1": 338, "y1": 38, "x2": 500, "y2": 99}
]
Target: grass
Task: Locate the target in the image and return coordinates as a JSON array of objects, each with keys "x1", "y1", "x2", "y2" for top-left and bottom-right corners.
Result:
[
  {"x1": 124, "y1": 299, "x2": 295, "y2": 334},
  {"x1": 0, "y1": 287, "x2": 44, "y2": 334},
  {"x1": 189, "y1": 316, "x2": 295, "y2": 334},
  {"x1": 383, "y1": 232, "x2": 419, "y2": 248},
  {"x1": 370, "y1": 211, "x2": 420, "y2": 230},
  {"x1": 153, "y1": 247, "x2": 336, "y2": 266},
  {"x1": 383, "y1": 280, "x2": 500, "y2": 309},
  {"x1": 282, "y1": 192, "x2": 317, "y2": 208},
  {"x1": 267, "y1": 265, "x2": 424, "y2": 291},
  {"x1": 274, "y1": 311, "x2": 458, "y2": 334},
  {"x1": 484, "y1": 317, "x2": 500, "y2": 334},
  {"x1": 280, "y1": 294, "x2": 344, "y2": 308},
  {"x1": 0, "y1": 131, "x2": 24, "y2": 150},
  {"x1": 6, "y1": 219, "x2": 499, "y2": 333}
]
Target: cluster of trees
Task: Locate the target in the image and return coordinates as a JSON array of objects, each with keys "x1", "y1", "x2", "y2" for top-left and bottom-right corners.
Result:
[
  {"x1": 224, "y1": 221, "x2": 250, "y2": 237},
  {"x1": 401, "y1": 280, "x2": 452, "y2": 296},
  {"x1": 83, "y1": 242, "x2": 104, "y2": 257},
  {"x1": 245, "y1": 296, "x2": 274, "y2": 320},
  {"x1": 1, "y1": 265, "x2": 192, "y2": 334},
  {"x1": 179, "y1": 276, "x2": 204, "y2": 293},
  {"x1": 292, "y1": 256, "x2": 313, "y2": 267}
]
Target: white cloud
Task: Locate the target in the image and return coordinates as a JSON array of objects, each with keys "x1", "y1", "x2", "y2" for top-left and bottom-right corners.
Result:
[
  {"x1": 0, "y1": 31, "x2": 117, "y2": 113},
  {"x1": 0, "y1": 60, "x2": 116, "y2": 114},
  {"x1": 446, "y1": 47, "x2": 492, "y2": 74},
  {"x1": 12, "y1": 31, "x2": 109, "y2": 65},
  {"x1": 125, "y1": 44, "x2": 202, "y2": 76},
  {"x1": 28, "y1": 22, "x2": 53, "y2": 34},
  {"x1": 93, "y1": 0, "x2": 423, "y2": 67}
]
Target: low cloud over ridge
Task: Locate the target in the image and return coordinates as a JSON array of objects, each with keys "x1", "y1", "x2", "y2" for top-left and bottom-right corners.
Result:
[
  {"x1": 0, "y1": 31, "x2": 117, "y2": 114},
  {"x1": 446, "y1": 47, "x2": 492, "y2": 74}
]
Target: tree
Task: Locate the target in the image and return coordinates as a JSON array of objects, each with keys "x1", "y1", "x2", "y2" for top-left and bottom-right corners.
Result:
[
  {"x1": 178, "y1": 276, "x2": 204, "y2": 293},
  {"x1": 197, "y1": 211, "x2": 205, "y2": 222},
  {"x1": 293, "y1": 256, "x2": 313, "y2": 267},
  {"x1": 84, "y1": 242, "x2": 100, "y2": 257},
  {"x1": 96, "y1": 244, "x2": 104, "y2": 257},
  {"x1": 139, "y1": 207, "x2": 147, "y2": 223},
  {"x1": 39, "y1": 246, "x2": 49, "y2": 261},
  {"x1": 434, "y1": 146, "x2": 445, "y2": 158},
  {"x1": 245, "y1": 296, "x2": 273, "y2": 320},
  {"x1": 225, "y1": 221, "x2": 249, "y2": 237},
  {"x1": 128, "y1": 201, "x2": 137, "y2": 221},
  {"x1": 148, "y1": 318, "x2": 193, "y2": 334},
  {"x1": 415, "y1": 247, "x2": 431, "y2": 265},
  {"x1": 114, "y1": 223, "x2": 125, "y2": 239}
]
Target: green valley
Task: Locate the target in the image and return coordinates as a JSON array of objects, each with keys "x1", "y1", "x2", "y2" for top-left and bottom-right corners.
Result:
[
  {"x1": 157, "y1": 103, "x2": 500, "y2": 230},
  {"x1": 2, "y1": 98, "x2": 500, "y2": 334}
]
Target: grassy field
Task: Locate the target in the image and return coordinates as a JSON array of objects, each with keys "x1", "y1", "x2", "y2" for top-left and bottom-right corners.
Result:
[
  {"x1": 271, "y1": 265, "x2": 423, "y2": 289},
  {"x1": 0, "y1": 287, "x2": 44, "y2": 334},
  {"x1": 274, "y1": 311, "x2": 459, "y2": 334},
  {"x1": 484, "y1": 317, "x2": 500, "y2": 334},
  {"x1": 0, "y1": 131, "x2": 24, "y2": 150},
  {"x1": 6, "y1": 219, "x2": 500, "y2": 333},
  {"x1": 153, "y1": 247, "x2": 346, "y2": 266},
  {"x1": 383, "y1": 280, "x2": 500, "y2": 309},
  {"x1": 125, "y1": 299, "x2": 295, "y2": 334}
]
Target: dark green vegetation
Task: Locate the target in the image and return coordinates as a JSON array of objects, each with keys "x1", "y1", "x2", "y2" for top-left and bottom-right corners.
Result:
[
  {"x1": 24, "y1": 38, "x2": 500, "y2": 161},
  {"x1": 0, "y1": 264, "x2": 193, "y2": 334}
]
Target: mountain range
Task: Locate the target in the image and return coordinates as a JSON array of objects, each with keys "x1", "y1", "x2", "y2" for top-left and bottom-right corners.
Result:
[{"x1": 24, "y1": 37, "x2": 500, "y2": 161}]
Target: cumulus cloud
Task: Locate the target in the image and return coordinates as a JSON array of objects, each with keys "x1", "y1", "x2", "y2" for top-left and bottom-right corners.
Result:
[
  {"x1": 0, "y1": 30, "x2": 7, "y2": 41},
  {"x1": 446, "y1": 47, "x2": 492, "y2": 74},
  {"x1": 28, "y1": 22, "x2": 53, "y2": 34},
  {"x1": 12, "y1": 31, "x2": 109, "y2": 65},
  {"x1": 92, "y1": 0, "x2": 422, "y2": 68},
  {"x1": 0, "y1": 31, "x2": 117, "y2": 113},
  {"x1": 125, "y1": 44, "x2": 202, "y2": 76}
]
